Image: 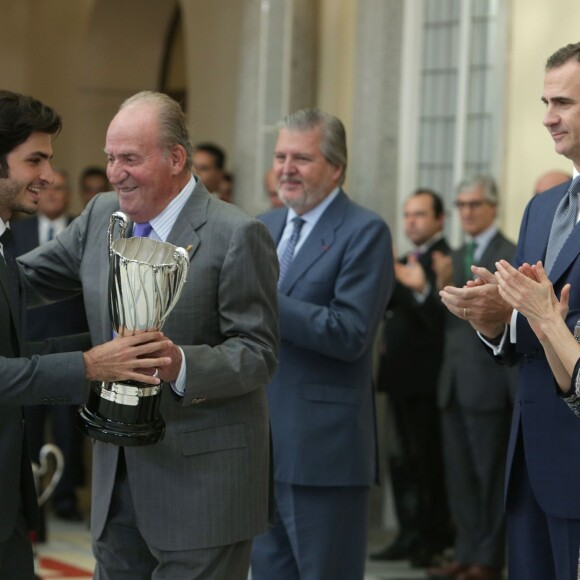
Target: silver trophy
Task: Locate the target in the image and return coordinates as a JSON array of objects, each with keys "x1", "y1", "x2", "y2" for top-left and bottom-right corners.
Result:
[{"x1": 77, "y1": 211, "x2": 189, "y2": 446}]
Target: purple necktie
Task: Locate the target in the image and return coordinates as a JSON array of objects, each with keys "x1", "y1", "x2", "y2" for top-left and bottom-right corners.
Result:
[{"x1": 133, "y1": 222, "x2": 153, "y2": 238}]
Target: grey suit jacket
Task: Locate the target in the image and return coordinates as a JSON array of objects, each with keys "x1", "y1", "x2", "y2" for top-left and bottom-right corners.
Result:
[
  {"x1": 438, "y1": 231, "x2": 518, "y2": 410},
  {"x1": 19, "y1": 179, "x2": 280, "y2": 551},
  {"x1": 0, "y1": 246, "x2": 86, "y2": 545}
]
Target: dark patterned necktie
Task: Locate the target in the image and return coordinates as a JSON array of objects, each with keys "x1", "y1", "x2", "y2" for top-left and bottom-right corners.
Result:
[
  {"x1": 0, "y1": 228, "x2": 20, "y2": 306},
  {"x1": 278, "y1": 217, "x2": 305, "y2": 285},
  {"x1": 544, "y1": 176, "x2": 580, "y2": 274}
]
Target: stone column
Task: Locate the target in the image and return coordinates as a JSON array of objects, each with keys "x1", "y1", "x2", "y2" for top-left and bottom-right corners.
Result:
[
  {"x1": 349, "y1": 0, "x2": 404, "y2": 234},
  {"x1": 232, "y1": 0, "x2": 318, "y2": 216}
]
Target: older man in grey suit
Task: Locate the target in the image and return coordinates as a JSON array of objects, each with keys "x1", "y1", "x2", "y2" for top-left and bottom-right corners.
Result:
[
  {"x1": 19, "y1": 91, "x2": 279, "y2": 579},
  {"x1": 251, "y1": 109, "x2": 394, "y2": 580},
  {"x1": 0, "y1": 90, "x2": 170, "y2": 580},
  {"x1": 430, "y1": 176, "x2": 516, "y2": 580}
]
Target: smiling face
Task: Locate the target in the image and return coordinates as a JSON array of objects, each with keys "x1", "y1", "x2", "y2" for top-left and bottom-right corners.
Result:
[
  {"x1": 273, "y1": 127, "x2": 343, "y2": 215},
  {"x1": 105, "y1": 103, "x2": 187, "y2": 223},
  {"x1": 543, "y1": 59, "x2": 580, "y2": 169},
  {"x1": 0, "y1": 132, "x2": 53, "y2": 222}
]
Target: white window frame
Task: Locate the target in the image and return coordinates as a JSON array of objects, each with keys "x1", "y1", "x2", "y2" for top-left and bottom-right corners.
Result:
[{"x1": 397, "y1": 0, "x2": 508, "y2": 249}]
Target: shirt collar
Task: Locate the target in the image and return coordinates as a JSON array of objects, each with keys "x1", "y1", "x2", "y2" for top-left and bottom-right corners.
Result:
[
  {"x1": 145, "y1": 175, "x2": 195, "y2": 241},
  {"x1": 469, "y1": 224, "x2": 498, "y2": 254},
  {"x1": 416, "y1": 231, "x2": 444, "y2": 254}
]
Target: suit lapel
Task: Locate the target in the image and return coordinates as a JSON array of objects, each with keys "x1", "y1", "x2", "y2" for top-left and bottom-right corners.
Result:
[
  {"x1": 530, "y1": 180, "x2": 579, "y2": 284},
  {"x1": 0, "y1": 257, "x2": 22, "y2": 346},
  {"x1": 279, "y1": 191, "x2": 347, "y2": 293},
  {"x1": 165, "y1": 179, "x2": 209, "y2": 258},
  {"x1": 525, "y1": 182, "x2": 569, "y2": 276}
]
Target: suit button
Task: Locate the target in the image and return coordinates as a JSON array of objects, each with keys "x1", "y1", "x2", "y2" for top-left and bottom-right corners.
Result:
[{"x1": 42, "y1": 398, "x2": 49, "y2": 404}]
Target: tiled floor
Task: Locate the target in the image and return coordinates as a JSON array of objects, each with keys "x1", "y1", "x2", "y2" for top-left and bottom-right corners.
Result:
[{"x1": 34, "y1": 517, "x2": 428, "y2": 579}]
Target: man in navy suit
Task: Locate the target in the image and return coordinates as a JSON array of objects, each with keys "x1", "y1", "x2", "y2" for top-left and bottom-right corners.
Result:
[
  {"x1": 440, "y1": 42, "x2": 580, "y2": 580},
  {"x1": 250, "y1": 109, "x2": 394, "y2": 580}
]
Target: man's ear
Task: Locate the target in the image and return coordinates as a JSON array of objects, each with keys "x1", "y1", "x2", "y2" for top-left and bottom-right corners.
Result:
[{"x1": 170, "y1": 144, "x2": 187, "y2": 174}]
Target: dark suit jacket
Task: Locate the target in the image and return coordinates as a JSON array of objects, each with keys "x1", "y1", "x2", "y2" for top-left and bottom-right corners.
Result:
[
  {"x1": 377, "y1": 237, "x2": 450, "y2": 396},
  {"x1": 0, "y1": 238, "x2": 87, "y2": 545},
  {"x1": 19, "y1": 180, "x2": 280, "y2": 551},
  {"x1": 259, "y1": 190, "x2": 394, "y2": 487},
  {"x1": 11, "y1": 216, "x2": 88, "y2": 340},
  {"x1": 439, "y1": 231, "x2": 518, "y2": 411},
  {"x1": 497, "y1": 180, "x2": 580, "y2": 517}
]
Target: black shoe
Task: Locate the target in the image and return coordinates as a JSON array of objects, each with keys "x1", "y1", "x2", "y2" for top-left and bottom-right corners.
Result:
[
  {"x1": 370, "y1": 533, "x2": 420, "y2": 561},
  {"x1": 410, "y1": 547, "x2": 442, "y2": 568}
]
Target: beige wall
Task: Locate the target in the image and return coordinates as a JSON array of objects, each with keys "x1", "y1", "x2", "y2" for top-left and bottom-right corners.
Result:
[
  {"x1": 0, "y1": 0, "x2": 245, "y2": 214},
  {"x1": 503, "y1": 0, "x2": 579, "y2": 239}
]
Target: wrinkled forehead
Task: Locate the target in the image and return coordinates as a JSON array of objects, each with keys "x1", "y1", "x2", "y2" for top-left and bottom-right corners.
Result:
[{"x1": 105, "y1": 104, "x2": 159, "y2": 150}]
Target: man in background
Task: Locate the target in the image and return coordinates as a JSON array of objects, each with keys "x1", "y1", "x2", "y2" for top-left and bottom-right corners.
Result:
[
  {"x1": 264, "y1": 167, "x2": 284, "y2": 209},
  {"x1": 371, "y1": 189, "x2": 453, "y2": 568},
  {"x1": 533, "y1": 169, "x2": 571, "y2": 195},
  {"x1": 12, "y1": 169, "x2": 89, "y2": 526},
  {"x1": 430, "y1": 176, "x2": 516, "y2": 580},
  {"x1": 79, "y1": 166, "x2": 110, "y2": 206},
  {"x1": 251, "y1": 108, "x2": 394, "y2": 580},
  {"x1": 192, "y1": 142, "x2": 227, "y2": 197}
]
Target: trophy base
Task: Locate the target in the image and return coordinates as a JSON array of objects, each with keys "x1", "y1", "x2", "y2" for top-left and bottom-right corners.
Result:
[{"x1": 76, "y1": 381, "x2": 165, "y2": 446}]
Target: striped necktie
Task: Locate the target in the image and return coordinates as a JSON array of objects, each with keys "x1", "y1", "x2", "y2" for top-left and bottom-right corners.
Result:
[
  {"x1": 544, "y1": 176, "x2": 580, "y2": 274},
  {"x1": 278, "y1": 217, "x2": 305, "y2": 285}
]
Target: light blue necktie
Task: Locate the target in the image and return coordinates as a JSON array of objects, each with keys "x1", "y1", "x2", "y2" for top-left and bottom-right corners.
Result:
[
  {"x1": 544, "y1": 176, "x2": 580, "y2": 274},
  {"x1": 278, "y1": 217, "x2": 305, "y2": 285}
]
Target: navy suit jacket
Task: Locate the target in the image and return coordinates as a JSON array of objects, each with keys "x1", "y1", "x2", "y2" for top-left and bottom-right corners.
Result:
[
  {"x1": 259, "y1": 190, "x2": 394, "y2": 487},
  {"x1": 502, "y1": 180, "x2": 580, "y2": 517},
  {"x1": 11, "y1": 216, "x2": 88, "y2": 340},
  {"x1": 0, "y1": 236, "x2": 88, "y2": 545}
]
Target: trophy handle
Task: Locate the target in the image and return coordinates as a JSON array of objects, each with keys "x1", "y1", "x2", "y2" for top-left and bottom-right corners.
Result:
[
  {"x1": 158, "y1": 247, "x2": 190, "y2": 328},
  {"x1": 108, "y1": 211, "x2": 129, "y2": 258}
]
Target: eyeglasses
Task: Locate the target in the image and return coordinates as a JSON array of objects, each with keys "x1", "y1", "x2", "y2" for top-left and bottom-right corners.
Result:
[{"x1": 454, "y1": 200, "x2": 489, "y2": 210}]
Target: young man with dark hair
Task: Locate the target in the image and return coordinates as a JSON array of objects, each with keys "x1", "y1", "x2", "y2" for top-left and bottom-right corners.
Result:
[{"x1": 0, "y1": 90, "x2": 171, "y2": 579}]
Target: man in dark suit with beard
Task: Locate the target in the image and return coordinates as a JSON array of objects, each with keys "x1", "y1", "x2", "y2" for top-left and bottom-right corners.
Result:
[
  {"x1": 371, "y1": 189, "x2": 453, "y2": 567},
  {"x1": 12, "y1": 169, "x2": 90, "y2": 527}
]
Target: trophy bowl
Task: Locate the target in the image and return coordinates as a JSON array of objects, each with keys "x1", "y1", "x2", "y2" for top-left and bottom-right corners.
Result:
[{"x1": 77, "y1": 211, "x2": 189, "y2": 446}]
